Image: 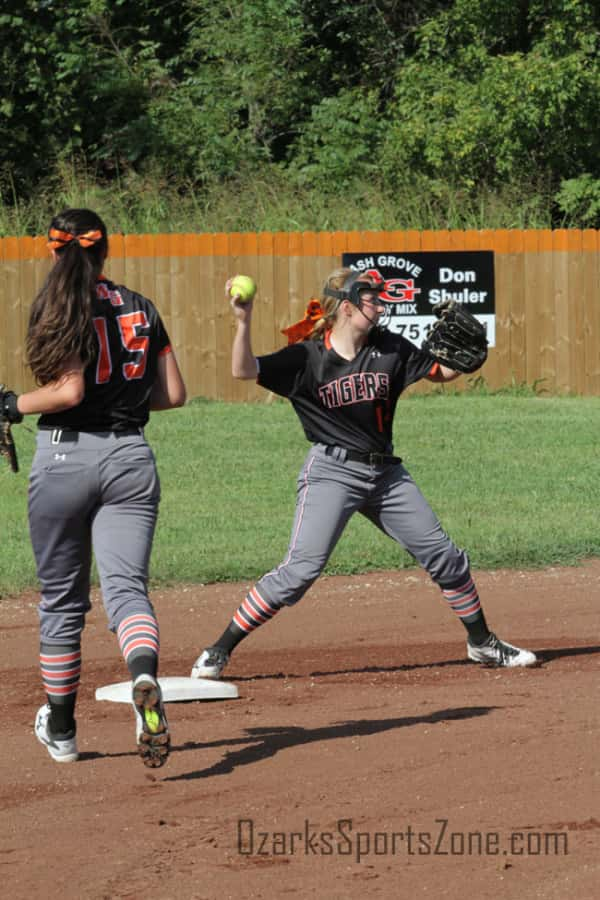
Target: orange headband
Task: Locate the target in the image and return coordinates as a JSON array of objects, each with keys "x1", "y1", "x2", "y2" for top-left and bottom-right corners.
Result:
[
  {"x1": 281, "y1": 299, "x2": 325, "y2": 345},
  {"x1": 47, "y1": 228, "x2": 103, "y2": 251}
]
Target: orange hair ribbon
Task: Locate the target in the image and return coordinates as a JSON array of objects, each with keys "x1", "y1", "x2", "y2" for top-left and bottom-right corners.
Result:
[
  {"x1": 281, "y1": 299, "x2": 325, "y2": 345},
  {"x1": 76, "y1": 229, "x2": 103, "y2": 247},
  {"x1": 47, "y1": 228, "x2": 74, "y2": 250},
  {"x1": 47, "y1": 228, "x2": 103, "y2": 251}
]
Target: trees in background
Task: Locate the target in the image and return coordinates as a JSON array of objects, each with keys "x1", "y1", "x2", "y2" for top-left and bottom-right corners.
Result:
[{"x1": 1, "y1": 0, "x2": 599, "y2": 228}]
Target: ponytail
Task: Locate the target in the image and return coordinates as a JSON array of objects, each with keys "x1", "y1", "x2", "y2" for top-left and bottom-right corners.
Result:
[{"x1": 26, "y1": 209, "x2": 108, "y2": 385}]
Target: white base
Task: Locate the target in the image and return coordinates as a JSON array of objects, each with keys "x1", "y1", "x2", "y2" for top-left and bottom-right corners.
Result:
[{"x1": 95, "y1": 676, "x2": 238, "y2": 704}]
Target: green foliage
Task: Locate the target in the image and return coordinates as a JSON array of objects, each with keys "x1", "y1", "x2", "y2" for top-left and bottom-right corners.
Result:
[
  {"x1": 0, "y1": 160, "x2": 558, "y2": 236},
  {"x1": 1, "y1": 2, "x2": 99, "y2": 191},
  {"x1": 380, "y1": 2, "x2": 600, "y2": 191},
  {"x1": 0, "y1": 0, "x2": 192, "y2": 189},
  {"x1": 288, "y1": 89, "x2": 382, "y2": 189},
  {"x1": 1, "y1": 0, "x2": 599, "y2": 229},
  {"x1": 0, "y1": 162, "x2": 557, "y2": 236},
  {"x1": 555, "y1": 174, "x2": 600, "y2": 227}
]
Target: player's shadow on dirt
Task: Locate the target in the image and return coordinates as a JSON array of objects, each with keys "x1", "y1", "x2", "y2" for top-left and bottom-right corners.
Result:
[
  {"x1": 230, "y1": 658, "x2": 472, "y2": 683},
  {"x1": 165, "y1": 705, "x2": 497, "y2": 782},
  {"x1": 77, "y1": 750, "x2": 134, "y2": 761},
  {"x1": 225, "y1": 643, "x2": 600, "y2": 681},
  {"x1": 535, "y1": 645, "x2": 600, "y2": 663}
]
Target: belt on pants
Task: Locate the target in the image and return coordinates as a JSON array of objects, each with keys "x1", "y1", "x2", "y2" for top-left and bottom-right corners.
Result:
[
  {"x1": 324, "y1": 445, "x2": 402, "y2": 466},
  {"x1": 38, "y1": 427, "x2": 143, "y2": 444}
]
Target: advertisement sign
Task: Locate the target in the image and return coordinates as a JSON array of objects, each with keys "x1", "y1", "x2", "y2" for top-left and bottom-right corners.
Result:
[{"x1": 342, "y1": 252, "x2": 496, "y2": 346}]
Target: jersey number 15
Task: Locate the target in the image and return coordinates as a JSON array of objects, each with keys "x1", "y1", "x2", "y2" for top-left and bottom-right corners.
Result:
[{"x1": 93, "y1": 312, "x2": 150, "y2": 384}]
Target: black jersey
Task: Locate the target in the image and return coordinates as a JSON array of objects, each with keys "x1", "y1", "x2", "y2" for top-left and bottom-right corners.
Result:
[
  {"x1": 38, "y1": 278, "x2": 171, "y2": 431},
  {"x1": 257, "y1": 329, "x2": 436, "y2": 454}
]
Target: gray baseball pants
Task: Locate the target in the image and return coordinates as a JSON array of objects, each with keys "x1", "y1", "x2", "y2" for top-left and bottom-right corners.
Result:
[
  {"x1": 28, "y1": 430, "x2": 161, "y2": 645},
  {"x1": 255, "y1": 443, "x2": 470, "y2": 607}
]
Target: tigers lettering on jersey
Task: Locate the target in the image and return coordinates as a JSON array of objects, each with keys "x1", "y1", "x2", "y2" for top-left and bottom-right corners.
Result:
[
  {"x1": 257, "y1": 330, "x2": 436, "y2": 454},
  {"x1": 318, "y1": 372, "x2": 389, "y2": 409}
]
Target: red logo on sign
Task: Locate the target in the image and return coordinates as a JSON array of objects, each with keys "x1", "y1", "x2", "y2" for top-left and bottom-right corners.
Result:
[
  {"x1": 362, "y1": 268, "x2": 421, "y2": 304},
  {"x1": 381, "y1": 279, "x2": 421, "y2": 303}
]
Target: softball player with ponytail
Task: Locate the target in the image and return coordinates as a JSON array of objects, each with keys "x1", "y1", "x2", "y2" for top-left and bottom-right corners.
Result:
[
  {"x1": 4, "y1": 208, "x2": 186, "y2": 767},
  {"x1": 191, "y1": 268, "x2": 536, "y2": 679}
]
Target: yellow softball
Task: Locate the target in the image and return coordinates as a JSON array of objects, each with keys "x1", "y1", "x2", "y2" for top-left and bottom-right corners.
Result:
[
  {"x1": 145, "y1": 709, "x2": 161, "y2": 733},
  {"x1": 230, "y1": 274, "x2": 256, "y2": 303}
]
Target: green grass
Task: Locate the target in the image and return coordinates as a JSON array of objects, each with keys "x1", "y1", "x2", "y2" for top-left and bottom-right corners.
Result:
[
  {"x1": 1, "y1": 392, "x2": 599, "y2": 599},
  {"x1": 0, "y1": 164, "x2": 556, "y2": 236}
]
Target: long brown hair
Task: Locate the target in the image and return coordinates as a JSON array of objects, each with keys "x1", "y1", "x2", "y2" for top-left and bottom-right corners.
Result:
[{"x1": 26, "y1": 208, "x2": 108, "y2": 384}]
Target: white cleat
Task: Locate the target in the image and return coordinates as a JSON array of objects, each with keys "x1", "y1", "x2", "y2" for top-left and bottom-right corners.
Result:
[
  {"x1": 190, "y1": 646, "x2": 230, "y2": 679},
  {"x1": 34, "y1": 704, "x2": 79, "y2": 763},
  {"x1": 467, "y1": 632, "x2": 537, "y2": 667}
]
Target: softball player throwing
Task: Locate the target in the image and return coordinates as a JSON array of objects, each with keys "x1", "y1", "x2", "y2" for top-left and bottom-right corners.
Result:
[
  {"x1": 3, "y1": 208, "x2": 186, "y2": 767},
  {"x1": 191, "y1": 268, "x2": 536, "y2": 679}
]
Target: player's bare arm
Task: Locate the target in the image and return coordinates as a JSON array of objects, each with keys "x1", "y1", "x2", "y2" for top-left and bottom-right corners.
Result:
[
  {"x1": 228, "y1": 279, "x2": 259, "y2": 379},
  {"x1": 150, "y1": 350, "x2": 187, "y2": 410},
  {"x1": 15, "y1": 355, "x2": 85, "y2": 416}
]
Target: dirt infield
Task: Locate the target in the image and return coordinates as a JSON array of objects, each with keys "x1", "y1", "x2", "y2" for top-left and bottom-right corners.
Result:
[{"x1": 2, "y1": 563, "x2": 599, "y2": 900}]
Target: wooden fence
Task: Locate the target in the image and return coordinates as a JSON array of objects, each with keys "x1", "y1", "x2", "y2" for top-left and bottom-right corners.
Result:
[{"x1": 1, "y1": 229, "x2": 599, "y2": 399}]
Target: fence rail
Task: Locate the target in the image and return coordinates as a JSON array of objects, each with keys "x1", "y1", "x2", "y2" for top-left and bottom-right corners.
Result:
[{"x1": 1, "y1": 229, "x2": 599, "y2": 399}]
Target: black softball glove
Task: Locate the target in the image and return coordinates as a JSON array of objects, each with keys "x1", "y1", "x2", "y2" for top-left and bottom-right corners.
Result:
[
  {"x1": 422, "y1": 300, "x2": 488, "y2": 374},
  {"x1": 0, "y1": 385, "x2": 22, "y2": 473}
]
